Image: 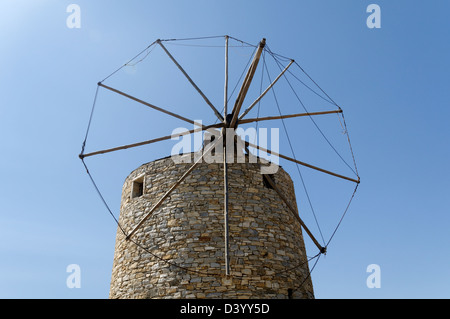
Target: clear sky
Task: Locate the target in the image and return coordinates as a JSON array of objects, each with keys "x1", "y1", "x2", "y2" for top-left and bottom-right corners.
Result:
[{"x1": 1, "y1": 0, "x2": 449, "y2": 299}]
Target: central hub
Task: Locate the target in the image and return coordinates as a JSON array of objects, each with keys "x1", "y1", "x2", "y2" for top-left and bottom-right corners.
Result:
[{"x1": 225, "y1": 113, "x2": 235, "y2": 128}]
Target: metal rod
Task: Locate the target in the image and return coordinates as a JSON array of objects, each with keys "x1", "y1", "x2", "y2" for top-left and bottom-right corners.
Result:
[
  {"x1": 246, "y1": 141, "x2": 360, "y2": 184},
  {"x1": 238, "y1": 59, "x2": 294, "y2": 120},
  {"x1": 126, "y1": 135, "x2": 224, "y2": 241},
  {"x1": 262, "y1": 174, "x2": 325, "y2": 253},
  {"x1": 239, "y1": 109, "x2": 343, "y2": 125},
  {"x1": 80, "y1": 123, "x2": 224, "y2": 159},
  {"x1": 157, "y1": 40, "x2": 224, "y2": 122},
  {"x1": 98, "y1": 83, "x2": 196, "y2": 126},
  {"x1": 229, "y1": 38, "x2": 266, "y2": 128}
]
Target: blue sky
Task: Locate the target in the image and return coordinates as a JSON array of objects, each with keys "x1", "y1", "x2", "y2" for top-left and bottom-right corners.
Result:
[{"x1": 1, "y1": 0, "x2": 449, "y2": 299}]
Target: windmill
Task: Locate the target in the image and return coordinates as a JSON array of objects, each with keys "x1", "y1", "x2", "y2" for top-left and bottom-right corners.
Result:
[{"x1": 79, "y1": 35, "x2": 360, "y2": 299}]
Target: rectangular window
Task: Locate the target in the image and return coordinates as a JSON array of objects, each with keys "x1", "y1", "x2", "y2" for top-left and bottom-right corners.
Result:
[{"x1": 131, "y1": 176, "x2": 144, "y2": 198}]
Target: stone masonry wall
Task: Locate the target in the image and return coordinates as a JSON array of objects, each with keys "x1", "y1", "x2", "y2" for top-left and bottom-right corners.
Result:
[{"x1": 109, "y1": 154, "x2": 314, "y2": 299}]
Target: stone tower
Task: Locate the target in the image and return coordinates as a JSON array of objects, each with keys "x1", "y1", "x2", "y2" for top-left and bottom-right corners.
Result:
[{"x1": 109, "y1": 153, "x2": 314, "y2": 299}]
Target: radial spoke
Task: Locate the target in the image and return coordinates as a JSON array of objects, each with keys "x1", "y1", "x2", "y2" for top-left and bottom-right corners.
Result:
[
  {"x1": 223, "y1": 36, "x2": 231, "y2": 276},
  {"x1": 239, "y1": 109, "x2": 342, "y2": 125},
  {"x1": 98, "y1": 83, "x2": 197, "y2": 126},
  {"x1": 157, "y1": 40, "x2": 224, "y2": 122},
  {"x1": 262, "y1": 174, "x2": 325, "y2": 253},
  {"x1": 80, "y1": 123, "x2": 224, "y2": 159},
  {"x1": 246, "y1": 141, "x2": 360, "y2": 184},
  {"x1": 228, "y1": 38, "x2": 266, "y2": 128},
  {"x1": 223, "y1": 130, "x2": 230, "y2": 275},
  {"x1": 238, "y1": 59, "x2": 294, "y2": 121},
  {"x1": 126, "y1": 135, "x2": 224, "y2": 241},
  {"x1": 224, "y1": 35, "x2": 229, "y2": 117}
]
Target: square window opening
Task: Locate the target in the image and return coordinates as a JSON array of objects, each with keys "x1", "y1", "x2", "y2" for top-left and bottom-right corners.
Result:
[{"x1": 131, "y1": 176, "x2": 145, "y2": 198}]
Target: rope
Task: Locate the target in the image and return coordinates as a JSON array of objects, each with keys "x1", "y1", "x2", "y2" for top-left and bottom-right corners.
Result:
[
  {"x1": 160, "y1": 35, "x2": 259, "y2": 49},
  {"x1": 164, "y1": 43, "x2": 254, "y2": 48},
  {"x1": 326, "y1": 182, "x2": 359, "y2": 248},
  {"x1": 100, "y1": 40, "x2": 158, "y2": 83},
  {"x1": 159, "y1": 35, "x2": 227, "y2": 42},
  {"x1": 124, "y1": 44, "x2": 157, "y2": 67},
  {"x1": 228, "y1": 36, "x2": 259, "y2": 48},
  {"x1": 339, "y1": 112, "x2": 360, "y2": 178},
  {"x1": 294, "y1": 61, "x2": 340, "y2": 109},
  {"x1": 80, "y1": 84, "x2": 100, "y2": 156},
  {"x1": 272, "y1": 252, "x2": 320, "y2": 277},
  {"x1": 285, "y1": 68, "x2": 337, "y2": 106},
  {"x1": 292, "y1": 252, "x2": 321, "y2": 294},
  {"x1": 80, "y1": 159, "x2": 127, "y2": 236}
]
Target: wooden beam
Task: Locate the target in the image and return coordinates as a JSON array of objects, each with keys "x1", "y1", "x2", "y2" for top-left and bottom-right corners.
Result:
[
  {"x1": 98, "y1": 83, "x2": 197, "y2": 126},
  {"x1": 223, "y1": 36, "x2": 231, "y2": 275},
  {"x1": 229, "y1": 38, "x2": 266, "y2": 128},
  {"x1": 157, "y1": 40, "x2": 224, "y2": 122},
  {"x1": 262, "y1": 174, "x2": 325, "y2": 253},
  {"x1": 246, "y1": 141, "x2": 360, "y2": 184},
  {"x1": 223, "y1": 131, "x2": 230, "y2": 276},
  {"x1": 224, "y1": 35, "x2": 229, "y2": 118},
  {"x1": 239, "y1": 109, "x2": 343, "y2": 125},
  {"x1": 126, "y1": 135, "x2": 224, "y2": 241},
  {"x1": 80, "y1": 123, "x2": 224, "y2": 159},
  {"x1": 238, "y1": 59, "x2": 294, "y2": 120}
]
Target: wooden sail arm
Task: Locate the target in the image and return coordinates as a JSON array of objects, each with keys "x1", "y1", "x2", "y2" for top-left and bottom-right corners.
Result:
[
  {"x1": 125, "y1": 135, "x2": 224, "y2": 241},
  {"x1": 262, "y1": 174, "x2": 326, "y2": 253},
  {"x1": 238, "y1": 59, "x2": 294, "y2": 121},
  {"x1": 223, "y1": 35, "x2": 231, "y2": 276},
  {"x1": 245, "y1": 141, "x2": 360, "y2": 184},
  {"x1": 223, "y1": 131, "x2": 230, "y2": 276},
  {"x1": 98, "y1": 83, "x2": 198, "y2": 126},
  {"x1": 223, "y1": 35, "x2": 229, "y2": 116},
  {"x1": 239, "y1": 109, "x2": 343, "y2": 125},
  {"x1": 228, "y1": 38, "x2": 266, "y2": 128},
  {"x1": 241, "y1": 143, "x2": 324, "y2": 252},
  {"x1": 79, "y1": 123, "x2": 224, "y2": 159},
  {"x1": 157, "y1": 40, "x2": 224, "y2": 122}
]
